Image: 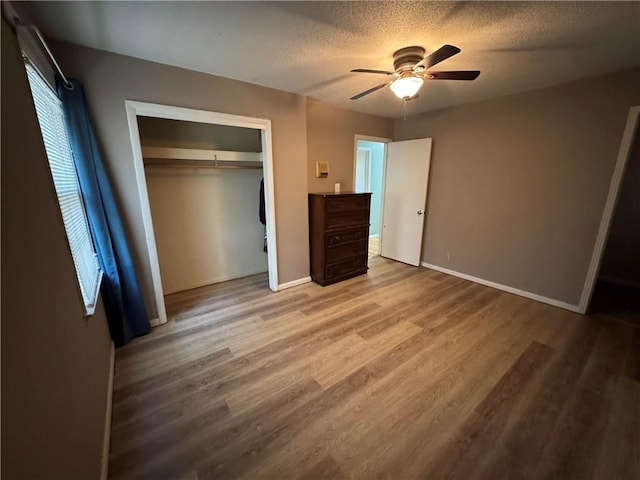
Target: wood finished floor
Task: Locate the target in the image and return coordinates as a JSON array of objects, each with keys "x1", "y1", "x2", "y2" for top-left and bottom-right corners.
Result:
[
  {"x1": 109, "y1": 258, "x2": 640, "y2": 480},
  {"x1": 368, "y1": 236, "x2": 380, "y2": 258}
]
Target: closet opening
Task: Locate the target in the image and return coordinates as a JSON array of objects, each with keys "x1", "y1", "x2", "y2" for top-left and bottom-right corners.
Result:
[{"x1": 125, "y1": 102, "x2": 278, "y2": 326}]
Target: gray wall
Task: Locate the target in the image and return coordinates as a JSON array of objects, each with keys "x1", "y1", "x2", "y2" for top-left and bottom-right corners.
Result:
[
  {"x1": 307, "y1": 99, "x2": 393, "y2": 193},
  {"x1": 599, "y1": 126, "x2": 640, "y2": 286},
  {"x1": 1, "y1": 20, "x2": 112, "y2": 479},
  {"x1": 394, "y1": 69, "x2": 640, "y2": 306},
  {"x1": 52, "y1": 41, "x2": 309, "y2": 318},
  {"x1": 145, "y1": 167, "x2": 267, "y2": 294},
  {"x1": 138, "y1": 117, "x2": 262, "y2": 151}
]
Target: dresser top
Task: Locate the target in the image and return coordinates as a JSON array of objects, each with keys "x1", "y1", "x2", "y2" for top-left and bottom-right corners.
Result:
[{"x1": 309, "y1": 192, "x2": 371, "y2": 197}]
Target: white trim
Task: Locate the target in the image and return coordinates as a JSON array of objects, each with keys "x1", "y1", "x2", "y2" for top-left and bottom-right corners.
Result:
[
  {"x1": 354, "y1": 147, "x2": 371, "y2": 191},
  {"x1": 278, "y1": 276, "x2": 312, "y2": 290},
  {"x1": 421, "y1": 262, "x2": 581, "y2": 313},
  {"x1": 353, "y1": 134, "x2": 392, "y2": 191},
  {"x1": 125, "y1": 103, "x2": 169, "y2": 325},
  {"x1": 125, "y1": 101, "x2": 279, "y2": 324},
  {"x1": 125, "y1": 101, "x2": 271, "y2": 129},
  {"x1": 261, "y1": 121, "x2": 279, "y2": 292},
  {"x1": 100, "y1": 342, "x2": 115, "y2": 480},
  {"x1": 354, "y1": 134, "x2": 393, "y2": 143},
  {"x1": 578, "y1": 105, "x2": 640, "y2": 314},
  {"x1": 149, "y1": 317, "x2": 162, "y2": 328},
  {"x1": 379, "y1": 142, "x2": 389, "y2": 256}
]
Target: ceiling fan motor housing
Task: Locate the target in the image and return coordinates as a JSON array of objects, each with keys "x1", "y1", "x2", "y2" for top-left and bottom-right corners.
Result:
[{"x1": 393, "y1": 46, "x2": 426, "y2": 72}]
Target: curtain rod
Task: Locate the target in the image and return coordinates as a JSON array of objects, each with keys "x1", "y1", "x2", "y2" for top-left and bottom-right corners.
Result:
[
  {"x1": 0, "y1": 2, "x2": 71, "y2": 87},
  {"x1": 17, "y1": 21, "x2": 73, "y2": 90}
]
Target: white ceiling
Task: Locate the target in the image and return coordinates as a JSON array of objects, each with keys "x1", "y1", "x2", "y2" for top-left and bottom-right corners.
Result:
[{"x1": 23, "y1": 1, "x2": 640, "y2": 119}]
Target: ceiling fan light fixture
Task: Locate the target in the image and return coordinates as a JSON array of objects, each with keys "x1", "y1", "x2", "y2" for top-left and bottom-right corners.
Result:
[
  {"x1": 390, "y1": 76, "x2": 423, "y2": 99},
  {"x1": 350, "y1": 44, "x2": 478, "y2": 101}
]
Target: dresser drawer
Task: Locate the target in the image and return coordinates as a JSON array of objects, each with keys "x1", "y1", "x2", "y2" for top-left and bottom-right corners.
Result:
[
  {"x1": 325, "y1": 255, "x2": 367, "y2": 281},
  {"x1": 326, "y1": 240, "x2": 367, "y2": 263},
  {"x1": 326, "y1": 227, "x2": 368, "y2": 248},
  {"x1": 326, "y1": 195, "x2": 370, "y2": 212},
  {"x1": 325, "y1": 209, "x2": 369, "y2": 229}
]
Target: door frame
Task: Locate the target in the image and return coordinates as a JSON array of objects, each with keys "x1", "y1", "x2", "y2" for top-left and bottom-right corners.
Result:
[
  {"x1": 578, "y1": 105, "x2": 639, "y2": 313},
  {"x1": 355, "y1": 147, "x2": 371, "y2": 191},
  {"x1": 125, "y1": 100, "x2": 279, "y2": 326},
  {"x1": 353, "y1": 134, "x2": 392, "y2": 254}
]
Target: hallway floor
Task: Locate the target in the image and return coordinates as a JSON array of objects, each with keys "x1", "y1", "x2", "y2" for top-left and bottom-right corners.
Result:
[{"x1": 368, "y1": 235, "x2": 379, "y2": 258}]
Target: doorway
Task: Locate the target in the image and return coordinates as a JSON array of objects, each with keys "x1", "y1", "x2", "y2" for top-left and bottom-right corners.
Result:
[
  {"x1": 125, "y1": 101, "x2": 278, "y2": 326},
  {"x1": 580, "y1": 106, "x2": 639, "y2": 314},
  {"x1": 587, "y1": 111, "x2": 640, "y2": 324},
  {"x1": 354, "y1": 137, "x2": 388, "y2": 258}
]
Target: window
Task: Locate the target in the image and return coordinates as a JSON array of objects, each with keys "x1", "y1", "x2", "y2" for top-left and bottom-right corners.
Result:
[{"x1": 25, "y1": 64, "x2": 102, "y2": 314}]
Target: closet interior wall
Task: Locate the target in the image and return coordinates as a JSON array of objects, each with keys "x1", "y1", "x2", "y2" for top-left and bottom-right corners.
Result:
[{"x1": 140, "y1": 118, "x2": 267, "y2": 294}]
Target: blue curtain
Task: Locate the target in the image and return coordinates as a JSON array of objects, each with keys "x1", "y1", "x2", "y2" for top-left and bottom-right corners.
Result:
[{"x1": 57, "y1": 76, "x2": 150, "y2": 347}]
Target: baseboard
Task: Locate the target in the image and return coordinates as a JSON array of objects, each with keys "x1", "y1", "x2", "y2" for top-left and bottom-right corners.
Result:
[
  {"x1": 278, "y1": 276, "x2": 312, "y2": 290},
  {"x1": 598, "y1": 275, "x2": 640, "y2": 289},
  {"x1": 100, "y1": 341, "x2": 115, "y2": 480},
  {"x1": 421, "y1": 262, "x2": 581, "y2": 313}
]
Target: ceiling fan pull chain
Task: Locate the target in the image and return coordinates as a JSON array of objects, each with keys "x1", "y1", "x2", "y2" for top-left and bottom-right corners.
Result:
[{"x1": 403, "y1": 98, "x2": 407, "y2": 120}]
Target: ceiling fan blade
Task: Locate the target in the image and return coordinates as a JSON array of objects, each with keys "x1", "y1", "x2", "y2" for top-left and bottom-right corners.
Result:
[
  {"x1": 426, "y1": 70, "x2": 481, "y2": 81},
  {"x1": 351, "y1": 68, "x2": 396, "y2": 75},
  {"x1": 350, "y1": 81, "x2": 390, "y2": 100},
  {"x1": 414, "y1": 44, "x2": 461, "y2": 71}
]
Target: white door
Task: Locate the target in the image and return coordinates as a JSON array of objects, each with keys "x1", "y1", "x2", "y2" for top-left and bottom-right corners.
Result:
[{"x1": 380, "y1": 138, "x2": 432, "y2": 266}]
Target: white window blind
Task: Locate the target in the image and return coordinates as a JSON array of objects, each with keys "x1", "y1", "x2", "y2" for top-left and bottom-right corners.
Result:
[{"x1": 25, "y1": 63, "x2": 101, "y2": 313}]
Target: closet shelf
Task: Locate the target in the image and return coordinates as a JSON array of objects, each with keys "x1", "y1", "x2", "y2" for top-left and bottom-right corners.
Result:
[{"x1": 142, "y1": 146, "x2": 263, "y2": 169}]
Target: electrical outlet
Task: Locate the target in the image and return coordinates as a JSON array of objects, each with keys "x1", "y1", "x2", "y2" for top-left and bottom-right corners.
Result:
[{"x1": 446, "y1": 251, "x2": 451, "y2": 260}]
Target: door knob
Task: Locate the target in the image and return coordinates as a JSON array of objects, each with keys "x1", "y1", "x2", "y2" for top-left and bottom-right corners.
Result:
[{"x1": 417, "y1": 210, "x2": 423, "y2": 215}]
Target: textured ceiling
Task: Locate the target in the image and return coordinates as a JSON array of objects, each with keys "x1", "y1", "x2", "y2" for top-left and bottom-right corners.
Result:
[{"x1": 22, "y1": 1, "x2": 640, "y2": 119}]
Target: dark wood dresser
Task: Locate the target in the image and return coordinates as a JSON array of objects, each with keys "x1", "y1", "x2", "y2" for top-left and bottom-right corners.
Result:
[{"x1": 309, "y1": 192, "x2": 371, "y2": 286}]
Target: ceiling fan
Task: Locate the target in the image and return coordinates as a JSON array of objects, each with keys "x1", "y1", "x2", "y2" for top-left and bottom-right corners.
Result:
[{"x1": 350, "y1": 44, "x2": 480, "y2": 101}]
